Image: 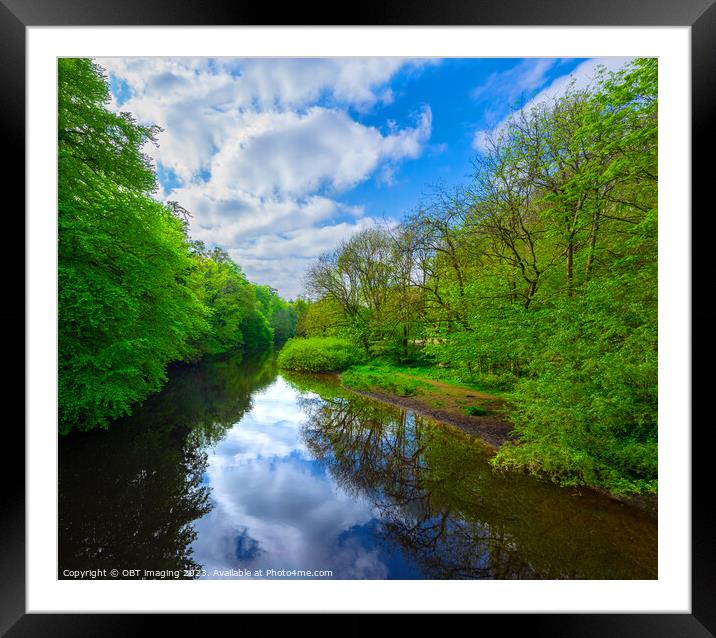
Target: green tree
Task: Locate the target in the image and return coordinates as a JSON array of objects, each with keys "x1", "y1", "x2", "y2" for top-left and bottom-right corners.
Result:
[
  {"x1": 58, "y1": 58, "x2": 209, "y2": 433},
  {"x1": 254, "y1": 284, "x2": 299, "y2": 343}
]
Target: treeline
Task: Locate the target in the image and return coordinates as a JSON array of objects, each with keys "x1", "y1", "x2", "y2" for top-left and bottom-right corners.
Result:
[
  {"x1": 184, "y1": 242, "x2": 299, "y2": 359},
  {"x1": 298, "y1": 59, "x2": 658, "y2": 495},
  {"x1": 58, "y1": 58, "x2": 298, "y2": 434}
]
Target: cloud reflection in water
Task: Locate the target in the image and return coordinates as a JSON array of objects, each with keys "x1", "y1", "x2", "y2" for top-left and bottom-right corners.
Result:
[{"x1": 190, "y1": 377, "x2": 400, "y2": 579}]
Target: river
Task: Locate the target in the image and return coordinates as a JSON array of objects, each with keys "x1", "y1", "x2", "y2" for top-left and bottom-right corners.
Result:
[{"x1": 58, "y1": 351, "x2": 657, "y2": 580}]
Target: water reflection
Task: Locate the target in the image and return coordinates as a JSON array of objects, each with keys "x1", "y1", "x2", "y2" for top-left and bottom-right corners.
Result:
[
  {"x1": 59, "y1": 354, "x2": 657, "y2": 580},
  {"x1": 190, "y1": 378, "x2": 393, "y2": 579},
  {"x1": 58, "y1": 352, "x2": 275, "y2": 578},
  {"x1": 295, "y1": 375, "x2": 657, "y2": 579}
]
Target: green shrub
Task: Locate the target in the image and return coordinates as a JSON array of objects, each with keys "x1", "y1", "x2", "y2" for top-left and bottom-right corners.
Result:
[
  {"x1": 471, "y1": 372, "x2": 518, "y2": 392},
  {"x1": 464, "y1": 405, "x2": 488, "y2": 416},
  {"x1": 277, "y1": 337, "x2": 364, "y2": 372}
]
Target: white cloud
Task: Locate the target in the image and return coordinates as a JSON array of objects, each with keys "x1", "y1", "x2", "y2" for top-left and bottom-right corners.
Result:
[
  {"x1": 98, "y1": 57, "x2": 431, "y2": 183},
  {"x1": 237, "y1": 219, "x2": 378, "y2": 261},
  {"x1": 96, "y1": 57, "x2": 433, "y2": 297},
  {"x1": 472, "y1": 57, "x2": 636, "y2": 151},
  {"x1": 226, "y1": 58, "x2": 409, "y2": 110},
  {"x1": 207, "y1": 105, "x2": 432, "y2": 198},
  {"x1": 471, "y1": 58, "x2": 557, "y2": 108}
]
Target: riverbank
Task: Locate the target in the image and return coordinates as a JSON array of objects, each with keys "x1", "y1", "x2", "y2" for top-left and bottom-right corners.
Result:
[
  {"x1": 338, "y1": 364, "x2": 657, "y2": 517},
  {"x1": 339, "y1": 364, "x2": 515, "y2": 449}
]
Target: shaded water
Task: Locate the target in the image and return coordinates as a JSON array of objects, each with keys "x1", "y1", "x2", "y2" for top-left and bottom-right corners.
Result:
[{"x1": 59, "y1": 352, "x2": 657, "y2": 580}]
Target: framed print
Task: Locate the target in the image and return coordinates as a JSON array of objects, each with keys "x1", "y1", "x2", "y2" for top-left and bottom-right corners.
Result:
[{"x1": 4, "y1": 0, "x2": 711, "y2": 633}]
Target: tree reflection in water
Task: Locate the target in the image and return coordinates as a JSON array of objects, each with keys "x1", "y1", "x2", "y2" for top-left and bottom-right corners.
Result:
[
  {"x1": 59, "y1": 361, "x2": 657, "y2": 581},
  {"x1": 292, "y1": 374, "x2": 657, "y2": 580},
  {"x1": 58, "y1": 352, "x2": 277, "y2": 579}
]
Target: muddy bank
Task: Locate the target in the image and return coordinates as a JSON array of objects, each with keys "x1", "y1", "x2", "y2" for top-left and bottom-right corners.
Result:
[{"x1": 343, "y1": 385, "x2": 517, "y2": 450}]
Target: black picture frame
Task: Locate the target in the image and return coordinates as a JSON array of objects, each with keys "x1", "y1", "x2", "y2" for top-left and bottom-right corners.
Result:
[{"x1": 3, "y1": 0, "x2": 710, "y2": 634}]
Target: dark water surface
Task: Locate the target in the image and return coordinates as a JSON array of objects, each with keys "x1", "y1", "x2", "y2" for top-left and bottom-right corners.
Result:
[{"x1": 59, "y1": 352, "x2": 657, "y2": 580}]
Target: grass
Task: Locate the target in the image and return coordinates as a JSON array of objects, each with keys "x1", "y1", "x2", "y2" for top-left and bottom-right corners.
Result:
[
  {"x1": 340, "y1": 365, "x2": 431, "y2": 397},
  {"x1": 342, "y1": 361, "x2": 510, "y2": 398},
  {"x1": 339, "y1": 362, "x2": 505, "y2": 423}
]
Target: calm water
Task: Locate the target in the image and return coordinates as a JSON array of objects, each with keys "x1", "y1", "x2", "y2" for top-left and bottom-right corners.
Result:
[{"x1": 59, "y1": 352, "x2": 657, "y2": 580}]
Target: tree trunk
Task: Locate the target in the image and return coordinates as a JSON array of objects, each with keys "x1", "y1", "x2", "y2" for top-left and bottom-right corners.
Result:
[{"x1": 585, "y1": 212, "x2": 600, "y2": 280}]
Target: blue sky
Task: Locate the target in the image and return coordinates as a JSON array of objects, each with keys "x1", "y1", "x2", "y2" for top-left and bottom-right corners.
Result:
[{"x1": 99, "y1": 56, "x2": 633, "y2": 299}]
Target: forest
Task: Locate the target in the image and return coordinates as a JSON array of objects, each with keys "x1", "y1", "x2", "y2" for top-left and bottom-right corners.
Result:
[{"x1": 59, "y1": 57, "x2": 657, "y2": 498}]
